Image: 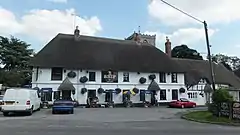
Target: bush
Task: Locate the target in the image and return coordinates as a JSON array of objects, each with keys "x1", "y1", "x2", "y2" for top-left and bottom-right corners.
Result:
[
  {"x1": 212, "y1": 88, "x2": 233, "y2": 104},
  {"x1": 210, "y1": 88, "x2": 233, "y2": 116}
]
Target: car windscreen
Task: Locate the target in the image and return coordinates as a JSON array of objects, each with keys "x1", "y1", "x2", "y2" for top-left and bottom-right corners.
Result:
[{"x1": 54, "y1": 101, "x2": 73, "y2": 106}]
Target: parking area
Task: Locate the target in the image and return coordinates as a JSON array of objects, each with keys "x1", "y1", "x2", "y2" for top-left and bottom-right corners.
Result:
[
  {"x1": 0, "y1": 106, "x2": 206, "y2": 122},
  {"x1": 1, "y1": 107, "x2": 240, "y2": 135}
]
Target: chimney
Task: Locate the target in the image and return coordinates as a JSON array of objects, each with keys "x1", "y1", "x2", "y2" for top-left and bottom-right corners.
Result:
[
  {"x1": 165, "y1": 36, "x2": 171, "y2": 57},
  {"x1": 74, "y1": 26, "x2": 80, "y2": 39},
  {"x1": 134, "y1": 32, "x2": 141, "y2": 45}
]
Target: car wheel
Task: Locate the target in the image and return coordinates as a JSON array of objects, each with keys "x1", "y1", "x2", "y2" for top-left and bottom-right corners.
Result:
[
  {"x1": 192, "y1": 104, "x2": 196, "y2": 108},
  {"x1": 52, "y1": 110, "x2": 55, "y2": 114},
  {"x1": 28, "y1": 108, "x2": 33, "y2": 116},
  {"x1": 71, "y1": 110, "x2": 74, "y2": 114},
  {"x1": 181, "y1": 105, "x2": 184, "y2": 109}
]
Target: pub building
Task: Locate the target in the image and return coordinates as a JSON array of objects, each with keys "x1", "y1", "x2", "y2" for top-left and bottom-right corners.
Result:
[{"x1": 31, "y1": 26, "x2": 240, "y2": 107}]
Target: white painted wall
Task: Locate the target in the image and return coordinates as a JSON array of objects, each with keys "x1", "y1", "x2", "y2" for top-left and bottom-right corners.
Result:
[
  {"x1": 187, "y1": 80, "x2": 240, "y2": 106},
  {"x1": 31, "y1": 68, "x2": 186, "y2": 105}
]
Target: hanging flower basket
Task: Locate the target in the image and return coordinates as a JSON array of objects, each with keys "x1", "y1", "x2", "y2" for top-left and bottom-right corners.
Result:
[
  {"x1": 81, "y1": 88, "x2": 87, "y2": 94},
  {"x1": 115, "y1": 88, "x2": 121, "y2": 94},
  {"x1": 148, "y1": 74, "x2": 156, "y2": 80},
  {"x1": 98, "y1": 88, "x2": 104, "y2": 94},
  {"x1": 72, "y1": 90, "x2": 76, "y2": 95},
  {"x1": 179, "y1": 88, "x2": 186, "y2": 93},
  {"x1": 139, "y1": 77, "x2": 146, "y2": 84},
  {"x1": 133, "y1": 88, "x2": 139, "y2": 94},
  {"x1": 67, "y1": 71, "x2": 77, "y2": 78},
  {"x1": 80, "y1": 76, "x2": 88, "y2": 83}
]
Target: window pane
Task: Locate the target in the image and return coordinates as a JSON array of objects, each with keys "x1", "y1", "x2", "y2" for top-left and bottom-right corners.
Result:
[
  {"x1": 160, "y1": 90, "x2": 166, "y2": 100},
  {"x1": 171, "y1": 73, "x2": 178, "y2": 83},
  {"x1": 123, "y1": 72, "x2": 129, "y2": 82},
  {"x1": 51, "y1": 67, "x2": 63, "y2": 80},
  {"x1": 41, "y1": 92, "x2": 52, "y2": 101},
  {"x1": 54, "y1": 91, "x2": 60, "y2": 100},
  {"x1": 159, "y1": 72, "x2": 166, "y2": 83},
  {"x1": 89, "y1": 72, "x2": 96, "y2": 81}
]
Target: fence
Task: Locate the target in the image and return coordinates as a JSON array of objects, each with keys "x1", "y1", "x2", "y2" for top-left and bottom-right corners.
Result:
[{"x1": 217, "y1": 102, "x2": 240, "y2": 120}]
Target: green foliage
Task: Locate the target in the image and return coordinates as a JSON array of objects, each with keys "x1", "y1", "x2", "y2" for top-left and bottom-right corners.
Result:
[
  {"x1": 0, "y1": 35, "x2": 33, "y2": 87},
  {"x1": 212, "y1": 88, "x2": 233, "y2": 104},
  {"x1": 212, "y1": 53, "x2": 240, "y2": 71},
  {"x1": 184, "y1": 111, "x2": 239, "y2": 124},
  {"x1": 171, "y1": 45, "x2": 203, "y2": 60}
]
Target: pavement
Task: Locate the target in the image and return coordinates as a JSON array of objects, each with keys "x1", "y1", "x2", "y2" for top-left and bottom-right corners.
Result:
[{"x1": 0, "y1": 106, "x2": 240, "y2": 135}]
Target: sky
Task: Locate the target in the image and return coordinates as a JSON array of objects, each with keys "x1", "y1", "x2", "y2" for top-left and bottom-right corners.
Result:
[{"x1": 0, "y1": 0, "x2": 240, "y2": 58}]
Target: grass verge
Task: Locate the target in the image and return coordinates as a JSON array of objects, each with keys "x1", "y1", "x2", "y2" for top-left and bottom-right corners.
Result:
[{"x1": 182, "y1": 111, "x2": 240, "y2": 126}]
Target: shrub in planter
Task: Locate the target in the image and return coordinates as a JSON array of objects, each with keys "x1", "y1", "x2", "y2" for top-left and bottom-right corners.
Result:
[
  {"x1": 139, "y1": 77, "x2": 146, "y2": 84},
  {"x1": 67, "y1": 71, "x2": 77, "y2": 78},
  {"x1": 80, "y1": 76, "x2": 88, "y2": 83},
  {"x1": 179, "y1": 88, "x2": 185, "y2": 93},
  {"x1": 81, "y1": 88, "x2": 87, "y2": 94},
  {"x1": 148, "y1": 74, "x2": 156, "y2": 80},
  {"x1": 115, "y1": 88, "x2": 121, "y2": 94},
  {"x1": 98, "y1": 88, "x2": 104, "y2": 94},
  {"x1": 133, "y1": 88, "x2": 139, "y2": 94}
]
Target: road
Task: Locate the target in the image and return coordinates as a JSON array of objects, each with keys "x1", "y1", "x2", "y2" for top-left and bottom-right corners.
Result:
[{"x1": 0, "y1": 107, "x2": 240, "y2": 135}]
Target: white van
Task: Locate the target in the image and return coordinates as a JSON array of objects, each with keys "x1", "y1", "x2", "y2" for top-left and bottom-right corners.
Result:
[{"x1": 1, "y1": 88, "x2": 41, "y2": 116}]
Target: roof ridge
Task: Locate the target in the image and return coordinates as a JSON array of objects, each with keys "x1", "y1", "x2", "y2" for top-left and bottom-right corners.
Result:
[{"x1": 58, "y1": 33, "x2": 152, "y2": 46}]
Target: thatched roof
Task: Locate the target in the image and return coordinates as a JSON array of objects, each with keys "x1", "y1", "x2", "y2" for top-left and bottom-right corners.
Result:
[
  {"x1": 31, "y1": 34, "x2": 184, "y2": 73},
  {"x1": 173, "y1": 58, "x2": 240, "y2": 89}
]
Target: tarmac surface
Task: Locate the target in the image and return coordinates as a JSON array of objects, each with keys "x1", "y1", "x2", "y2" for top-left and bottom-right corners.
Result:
[{"x1": 1, "y1": 107, "x2": 240, "y2": 135}]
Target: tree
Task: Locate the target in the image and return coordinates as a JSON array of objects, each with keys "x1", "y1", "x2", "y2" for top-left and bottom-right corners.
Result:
[
  {"x1": 171, "y1": 45, "x2": 203, "y2": 60},
  {"x1": 0, "y1": 36, "x2": 33, "y2": 70},
  {"x1": 0, "y1": 36, "x2": 34, "y2": 87},
  {"x1": 212, "y1": 54, "x2": 240, "y2": 71}
]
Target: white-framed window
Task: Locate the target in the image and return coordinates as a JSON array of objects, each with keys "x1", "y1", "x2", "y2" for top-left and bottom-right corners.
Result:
[
  {"x1": 123, "y1": 72, "x2": 129, "y2": 82},
  {"x1": 188, "y1": 92, "x2": 198, "y2": 99}
]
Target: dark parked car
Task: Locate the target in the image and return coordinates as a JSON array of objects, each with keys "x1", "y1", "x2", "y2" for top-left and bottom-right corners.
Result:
[
  {"x1": 169, "y1": 98, "x2": 196, "y2": 108},
  {"x1": 52, "y1": 100, "x2": 74, "y2": 114}
]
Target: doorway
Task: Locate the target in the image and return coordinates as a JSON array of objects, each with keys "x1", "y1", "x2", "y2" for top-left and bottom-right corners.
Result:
[
  {"x1": 122, "y1": 90, "x2": 130, "y2": 102},
  {"x1": 62, "y1": 91, "x2": 71, "y2": 100}
]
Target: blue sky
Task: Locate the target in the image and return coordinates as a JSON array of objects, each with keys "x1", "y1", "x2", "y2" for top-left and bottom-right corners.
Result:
[{"x1": 0, "y1": 0, "x2": 240, "y2": 58}]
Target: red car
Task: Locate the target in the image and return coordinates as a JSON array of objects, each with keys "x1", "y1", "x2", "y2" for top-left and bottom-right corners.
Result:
[{"x1": 169, "y1": 98, "x2": 196, "y2": 108}]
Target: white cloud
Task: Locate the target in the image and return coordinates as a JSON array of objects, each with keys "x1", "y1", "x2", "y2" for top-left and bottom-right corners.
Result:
[
  {"x1": 0, "y1": 7, "x2": 102, "y2": 43},
  {"x1": 145, "y1": 27, "x2": 216, "y2": 48},
  {"x1": 148, "y1": 0, "x2": 240, "y2": 26},
  {"x1": 47, "y1": 0, "x2": 68, "y2": 3}
]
